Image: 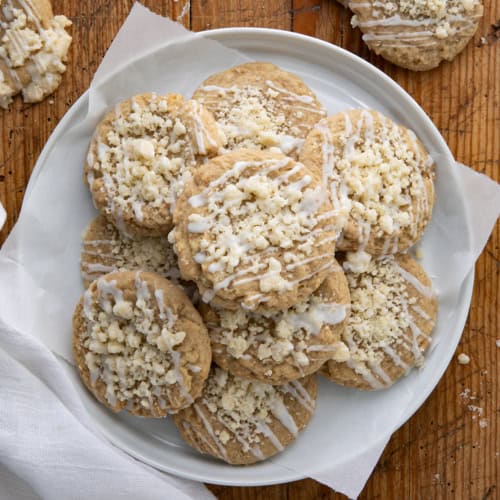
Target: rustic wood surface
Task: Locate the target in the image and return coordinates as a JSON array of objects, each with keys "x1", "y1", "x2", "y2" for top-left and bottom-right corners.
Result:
[{"x1": 0, "y1": 1, "x2": 498, "y2": 498}]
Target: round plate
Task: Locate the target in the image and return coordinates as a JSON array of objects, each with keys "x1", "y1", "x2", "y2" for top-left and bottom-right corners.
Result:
[{"x1": 45, "y1": 28, "x2": 474, "y2": 486}]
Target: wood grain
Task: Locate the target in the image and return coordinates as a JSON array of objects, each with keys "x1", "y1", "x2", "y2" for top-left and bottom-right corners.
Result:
[{"x1": 0, "y1": 1, "x2": 498, "y2": 499}]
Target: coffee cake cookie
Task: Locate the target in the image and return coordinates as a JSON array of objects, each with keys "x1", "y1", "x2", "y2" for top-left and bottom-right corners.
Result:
[
  {"x1": 72, "y1": 271, "x2": 211, "y2": 416},
  {"x1": 0, "y1": 0, "x2": 72, "y2": 108},
  {"x1": 300, "y1": 109, "x2": 435, "y2": 255},
  {"x1": 321, "y1": 254, "x2": 438, "y2": 390},
  {"x1": 201, "y1": 263, "x2": 350, "y2": 385},
  {"x1": 348, "y1": 0, "x2": 483, "y2": 71},
  {"x1": 173, "y1": 368, "x2": 317, "y2": 464},
  {"x1": 80, "y1": 215, "x2": 181, "y2": 288},
  {"x1": 85, "y1": 93, "x2": 223, "y2": 238},
  {"x1": 173, "y1": 148, "x2": 339, "y2": 312},
  {"x1": 192, "y1": 62, "x2": 326, "y2": 158}
]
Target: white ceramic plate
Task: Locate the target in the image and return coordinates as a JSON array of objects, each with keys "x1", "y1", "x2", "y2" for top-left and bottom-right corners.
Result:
[{"x1": 39, "y1": 28, "x2": 473, "y2": 486}]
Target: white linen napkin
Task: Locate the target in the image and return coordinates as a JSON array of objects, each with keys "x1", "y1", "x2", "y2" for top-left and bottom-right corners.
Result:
[{"x1": 0, "y1": 320, "x2": 214, "y2": 500}]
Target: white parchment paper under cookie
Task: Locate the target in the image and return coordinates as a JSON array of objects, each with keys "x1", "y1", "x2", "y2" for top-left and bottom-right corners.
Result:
[
  {"x1": 0, "y1": 4, "x2": 499, "y2": 499},
  {"x1": 0, "y1": 201, "x2": 5, "y2": 230}
]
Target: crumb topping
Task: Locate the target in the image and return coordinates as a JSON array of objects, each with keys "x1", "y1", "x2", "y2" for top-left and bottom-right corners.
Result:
[
  {"x1": 340, "y1": 256, "x2": 435, "y2": 388},
  {"x1": 346, "y1": 257, "x2": 413, "y2": 366},
  {"x1": 81, "y1": 219, "x2": 180, "y2": 284},
  {"x1": 379, "y1": 0, "x2": 478, "y2": 20},
  {"x1": 80, "y1": 273, "x2": 193, "y2": 411},
  {"x1": 196, "y1": 80, "x2": 325, "y2": 155},
  {"x1": 185, "y1": 154, "x2": 336, "y2": 306},
  {"x1": 87, "y1": 95, "x2": 190, "y2": 225},
  {"x1": 212, "y1": 294, "x2": 347, "y2": 368},
  {"x1": 87, "y1": 96, "x2": 221, "y2": 232},
  {"x1": 316, "y1": 111, "x2": 433, "y2": 248},
  {"x1": 351, "y1": 0, "x2": 481, "y2": 40},
  {"x1": 195, "y1": 369, "x2": 313, "y2": 453},
  {"x1": 343, "y1": 250, "x2": 372, "y2": 274}
]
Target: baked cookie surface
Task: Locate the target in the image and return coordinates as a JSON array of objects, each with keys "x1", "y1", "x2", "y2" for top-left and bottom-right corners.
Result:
[
  {"x1": 72, "y1": 270, "x2": 211, "y2": 416},
  {"x1": 173, "y1": 148, "x2": 339, "y2": 312},
  {"x1": 85, "y1": 93, "x2": 222, "y2": 238},
  {"x1": 201, "y1": 263, "x2": 350, "y2": 385},
  {"x1": 348, "y1": 0, "x2": 483, "y2": 71},
  {"x1": 80, "y1": 215, "x2": 181, "y2": 288},
  {"x1": 321, "y1": 254, "x2": 438, "y2": 390},
  {"x1": 173, "y1": 368, "x2": 317, "y2": 464},
  {"x1": 0, "y1": 0, "x2": 72, "y2": 108},
  {"x1": 300, "y1": 109, "x2": 435, "y2": 255},
  {"x1": 192, "y1": 62, "x2": 326, "y2": 158}
]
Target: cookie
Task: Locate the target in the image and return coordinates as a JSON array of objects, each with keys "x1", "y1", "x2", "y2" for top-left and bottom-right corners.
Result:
[
  {"x1": 192, "y1": 62, "x2": 326, "y2": 158},
  {"x1": 85, "y1": 93, "x2": 223, "y2": 238},
  {"x1": 172, "y1": 148, "x2": 340, "y2": 312},
  {"x1": 321, "y1": 254, "x2": 438, "y2": 390},
  {"x1": 300, "y1": 109, "x2": 435, "y2": 256},
  {"x1": 80, "y1": 215, "x2": 182, "y2": 289},
  {"x1": 0, "y1": 0, "x2": 72, "y2": 108},
  {"x1": 348, "y1": 0, "x2": 483, "y2": 71},
  {"x1": 201, "y1": 262, "x2": 350, "y2": 385},
  {"x1": 72, "y1": 270, "x2": 211, "y2": 416},
  {"x1": 173, "y1": 367, "x2": 317, "y2": 464}
]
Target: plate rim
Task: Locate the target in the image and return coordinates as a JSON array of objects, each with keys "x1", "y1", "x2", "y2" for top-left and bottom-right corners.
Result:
[{"x1": 25, "y1": 27, "x2": 475, "y2": 487}]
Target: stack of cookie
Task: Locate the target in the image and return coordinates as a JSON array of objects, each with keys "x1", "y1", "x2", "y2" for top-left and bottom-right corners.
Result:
[{"x1": 72, "y1": 62, "x2": 438, "y2": 465}]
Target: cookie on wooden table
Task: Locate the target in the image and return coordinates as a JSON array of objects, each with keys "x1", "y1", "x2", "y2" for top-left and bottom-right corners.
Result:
[
  {"x1": 192, "y1": 62, "x2": 326, "y2": 158},
  {"x1": 0, "y1": 0, "x2": 72, "y2": 108},
  {"x1": 172, "y1": 148, "x2": 340, "y2": 312},
  {"x1": 173, "y1": 367, "x2": 317, "y2": 464},
  {"x1": 321, "y1": 254, "x2": 438, "y2": 390},
  {"x1": 300, "y1": 109, "x2": 435, "y2": 256},
  {"x1": 85, "y1": 93, "x2": 223, "y2": 238},
  {"x1": 201, "y1": 263, "x2": 350, "y2": 385},
  {"x1": 347, "y1": 0, "x2": 484, "y2": 71},
  {"x1": 72, "y1": 270, "x2": 211, "y2": 416}
]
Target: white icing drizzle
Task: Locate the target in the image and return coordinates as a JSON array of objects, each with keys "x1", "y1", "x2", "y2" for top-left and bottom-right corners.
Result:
[
  {"x1": 87, "y1": 95, "x2": 221, "y2": 233},
  {"x1": 193, "y1": 403, "x2": 229, "y2": 461},
  {"x1": 185, "y1": 99, "x2": 220, "y2": 155},
  {"x1": 183, "y1": 371, "x2": 314, "y2": 462},
  {"x1": 80, "y1": 220, "x2": 180, "y2": 286},
  {"x1": 349, "y1": 0, "x2": 482, "y2": 49},
  {"x1": 313, "y1": 109, "x2": 433, "y2": 253},
  {"x1": 185, "y1": 155, "x2": 335, "y2": 309},
  {"x1": 264, "y1": 80, "x2": 315, "y2": 104},
  {"x1": 182, "y1": 421, "x2": 221, "y2": 458},
  {"x1": 282, "y1": 302, "x2": 347, "y2": 335},
  {"x1": 411, "y1": 304, "x2": 432, "y2": 321},
  {"x1": 196, "y1": 74, "x2": 324, "y2": 156},
  {"x1": 79, "y1": 272, "x2": 197, "y2": 413},
  {"x1": 393, "y1": 261, "x2": 436, "y2": 298},
  {"x1": 282, "y1": 380, "x2": 316, "y2": 414},
  {"x1": 382, "y1": 345, "x2": 410, "y2": 371},
  {"x1": 336, "y1": 256, "x2": 436, "y2": 389},
  {"x1": 212, "y1": 290, "x2": 348, "y2": 371}
]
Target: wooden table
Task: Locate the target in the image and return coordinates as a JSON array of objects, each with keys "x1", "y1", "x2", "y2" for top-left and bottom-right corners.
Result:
[{"x1": 1, "y1": 1, "x2": 498, "y2": 498}]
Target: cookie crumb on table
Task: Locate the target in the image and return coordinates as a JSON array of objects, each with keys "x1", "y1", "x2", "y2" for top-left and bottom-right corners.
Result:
[
  {"x1": 458, "y1": 353, "x2": 470, "y2": 364},
  {"x1": 479, "y1": 418, "x2": 488, "y2": 428}
]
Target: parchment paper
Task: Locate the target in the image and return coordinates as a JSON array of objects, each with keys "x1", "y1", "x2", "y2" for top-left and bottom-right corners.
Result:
[
  {"x1": 0, "y1": 201, "x2": 5, "y2": 230},
  {"x1": 0, "y1": 4, "x2": 499, "y2": 499}
]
